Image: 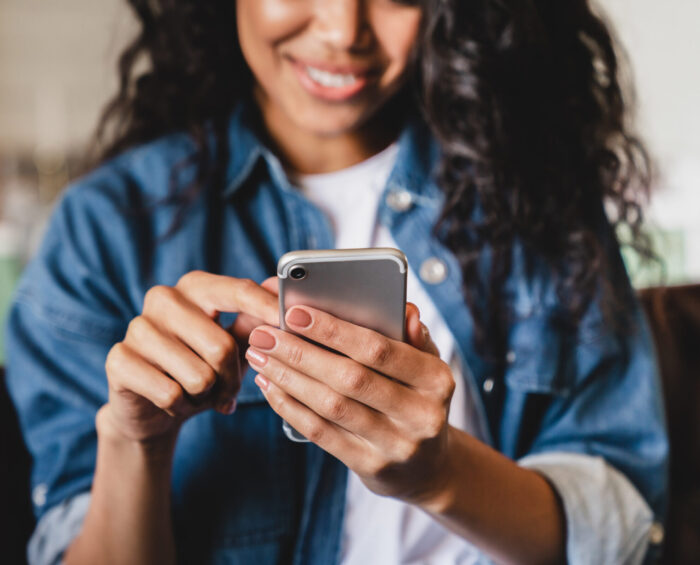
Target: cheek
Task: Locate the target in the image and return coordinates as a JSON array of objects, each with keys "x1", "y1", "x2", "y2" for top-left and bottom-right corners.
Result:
[
  {"x1": 237, "y1": 0, "x2": 309, "y2": 78},
  {"x1": 373, "y1": 10, "x2": 422, "y2": 76},
  {"x1": 238, "y1": 0, "x2": 309, "y2": 44}
]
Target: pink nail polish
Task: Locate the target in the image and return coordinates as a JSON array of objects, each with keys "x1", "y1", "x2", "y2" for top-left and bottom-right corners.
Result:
[
  {"x1": 249, "y1": 329, "x2": 276, "y2": 350},
  {"x1": 255, "y1": 374, "x2": 270, "y2": 392},
  {"x1": 286, "y1": 307, "x2": 312, "y2": 329},
  {"x1": 246, "y1": 348, "x2": 268, "y2": 367}
]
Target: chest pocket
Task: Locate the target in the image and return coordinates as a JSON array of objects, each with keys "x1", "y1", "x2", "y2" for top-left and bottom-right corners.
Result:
[{"x1": 503, "y1": 313, "x2": 574, "y2": 396}]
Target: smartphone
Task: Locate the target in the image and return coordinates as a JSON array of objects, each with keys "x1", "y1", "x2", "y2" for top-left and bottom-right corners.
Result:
[{"x1": 277, "y1": 248, "x2": 408, "y2": 442}]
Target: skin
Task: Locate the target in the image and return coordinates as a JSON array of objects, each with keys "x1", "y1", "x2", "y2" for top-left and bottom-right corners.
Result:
[{"x1": 65, "y1": 1, "x2": 566, "y2": 564}]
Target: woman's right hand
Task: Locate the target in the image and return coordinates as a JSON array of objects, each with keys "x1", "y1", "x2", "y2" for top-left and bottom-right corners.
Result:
[{"x1": 100, "y1": 271, "x2": 279, "y2": 446}]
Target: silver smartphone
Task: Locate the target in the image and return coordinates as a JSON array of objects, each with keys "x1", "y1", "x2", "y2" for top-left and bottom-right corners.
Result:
[{"x1": 277, "y1": 248, "x2": 408, "y2": 442}]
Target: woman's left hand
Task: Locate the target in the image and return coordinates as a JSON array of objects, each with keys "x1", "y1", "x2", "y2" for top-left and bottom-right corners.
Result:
[{"x1": 245, "y1": 300, "x2": 456, "y2": 507}]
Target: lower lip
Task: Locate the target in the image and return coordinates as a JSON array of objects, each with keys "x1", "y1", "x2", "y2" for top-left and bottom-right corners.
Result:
[{"x1": 289, "y1": 59, "x2": 370, "y2": 102}]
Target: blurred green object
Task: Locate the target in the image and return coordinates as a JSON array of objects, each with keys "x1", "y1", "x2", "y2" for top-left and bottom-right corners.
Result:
[
  {"x1": 0, "y1": 255, "x2": 22, "y2": 365},
  {"x1": 621, "y1": 224, "x2": 687, "y2": 289}
]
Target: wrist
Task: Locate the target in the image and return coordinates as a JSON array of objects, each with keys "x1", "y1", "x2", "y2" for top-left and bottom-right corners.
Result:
[
  {"x1": 415, "y1": 425, "x2": 461, "y2": 516},
  {"x1": 96, "y1": 405, "x2": 179, "y2": 465}
]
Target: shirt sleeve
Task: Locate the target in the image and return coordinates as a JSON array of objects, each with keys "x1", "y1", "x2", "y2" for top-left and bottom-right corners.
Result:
[
  {"x1": 4, "y1": 182, "x2": 131, "y2": 524},
  {"x1": 518, "y1": 452, "x2": 656, "y2": 565},
  {"x1": 27, "y1": 492, "x2": 91, "y2": 565}
]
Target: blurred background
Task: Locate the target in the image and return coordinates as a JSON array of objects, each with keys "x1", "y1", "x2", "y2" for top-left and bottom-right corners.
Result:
[{"x1": 0, "y1": 0, "x2": 699, "y2": 363}]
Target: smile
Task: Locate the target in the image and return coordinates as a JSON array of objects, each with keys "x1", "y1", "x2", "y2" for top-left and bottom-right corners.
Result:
[
  {"x1": 289, "y1": 57, "x2": 373, "y2": 102},
  {"x1": 305, "y1": 65, "x2": 359, "y2": 88}
]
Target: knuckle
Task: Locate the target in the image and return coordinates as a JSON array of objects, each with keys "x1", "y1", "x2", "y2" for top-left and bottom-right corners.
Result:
[
  {"x1": 342, "y1": 365, "x2": 370, "y2": 396},
  {"x1": 275, "y1": 365, "x2": 295, "y2": 390},
  {"x1": 437, "y1": 367, "x2": 456, "y2": 401},
  {"x1": 319, "y1": 318, "x2": 340, "y2": 343},
  {"x1": 394, "y1": 439, "x2": 419, "y2": 464},
  {"x1": 305, "y1": 421, "x2": 326, "y2": 444},
  {"x1": 157, "y1": 384, "x2": 182, "y2": 411},
  {"x1": 190, "y1": 365, "x2": 217, "y2": 395},
  {"x1": 126, "y1": 316, "x2": 150, "y2": 341},
  {"x1": 105, "y1": 342, "x2": 128, "y2": 376},
  {"x1": 234, "y1": 278, "x2": 256, "y2": 300},
  {"x1": 176, "y1": 270, "x2": 203, "y2": 289},
  {"x1": 208, "y1": 334, "x2": 237, "y2": 369},
  {"x1": 321, "y1": 394, "x2": 348, "y2": 422},
  {"x1": 364, "y1": 337, "x2": 392, "y2": 367},
  {"x1": 144, "y1": 285, "x2": 175, "y2": 310},
  {"x1": 286, "y1": 343, "x2": 304, "y2": 366},
  {"x1": 422, "y1": 407, "x2": 446, "y2": 439}
]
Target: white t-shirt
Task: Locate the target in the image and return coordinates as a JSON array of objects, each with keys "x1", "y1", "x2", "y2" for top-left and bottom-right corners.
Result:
[{"x1": 293, "y1": 143, "x2": 486, "y2": 565}]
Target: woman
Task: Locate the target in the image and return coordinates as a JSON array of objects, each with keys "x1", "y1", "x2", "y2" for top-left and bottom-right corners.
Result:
[{"x1": 6, "y1": 1, "x2": 668, "y2": 564}]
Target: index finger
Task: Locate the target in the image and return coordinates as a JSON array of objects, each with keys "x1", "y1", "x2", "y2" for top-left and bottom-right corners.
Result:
[
  {"x1": 176, "y1": 271, "x2": 279, "y2": 326},
  {"x1": 283, "y1": 305, "x2": 434, "y2": 386}
]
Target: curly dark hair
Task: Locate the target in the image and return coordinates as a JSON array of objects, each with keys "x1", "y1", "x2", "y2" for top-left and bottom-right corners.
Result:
[{"x1": 92, "y1": 0, "x2": 653, "y2": 361}]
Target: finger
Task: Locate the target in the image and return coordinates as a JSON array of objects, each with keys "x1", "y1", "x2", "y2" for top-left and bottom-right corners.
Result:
[
  {"x1": 175, "y1": 271, "x2": 279, "y2": 326},
  {"x1": 254, "y1": 374, "x2": 366, "y2": 462},
  {"x1": 249, "y1": 326, "x2": 417, "y2": 417},
  {"x1": 283, "y1": 305, "x2": 435, "y2": 386},
  {"x1": 405, "y1": 304, "x2": 440, "y2": 358},
  {"x1": 125, "y1": 316, "x2": 218, "y2": 400},
  {"x1": 229, "y1": 312, "x2": 266, "y2": 342},
  {"x1": 142, "y1": 288, "x2": 241, "y2": 406},
  {"x1": 261, "y1": 276, "x2": 278, "y2": 295},
  {"x1": 246, "y1": 346, "x2": 394, "y2": 445},
  {"x1": 106, "y1": 342, "x2": 191, "y2": 418}
]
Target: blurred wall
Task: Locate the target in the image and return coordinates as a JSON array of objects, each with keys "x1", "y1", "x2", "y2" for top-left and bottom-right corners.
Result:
[
  {"x1": 603, "y1": 0, "x2": 700, "y2": 283},
  {"x1": 0, "y1": 0, "x2": 698, "y2": 276},
  {"x1": 0, "y1": 0, "x2": 133, "y2": 154}
]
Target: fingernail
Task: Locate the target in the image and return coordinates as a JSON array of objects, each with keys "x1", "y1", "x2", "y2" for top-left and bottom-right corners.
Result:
[
  {"x1": 249, "y1": 329, "x2": 276, "y2": 350},
  {"x1": 246, "y1": 347, "x2": 268, "y2": 367},
  {"x1": 286, "y1": 307, "x2": 312, "y2": 329},
  {"x1": 255, "y1": 374, "x2": 270, "y2": 392},
  {"x1": 218, "y1": 398, "x2": 237, "y2": 415}
]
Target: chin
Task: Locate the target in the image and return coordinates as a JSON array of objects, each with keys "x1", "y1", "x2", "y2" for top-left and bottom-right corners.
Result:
[{"x1": 292, "y1": 111, "x2": 367, "y2": 138}]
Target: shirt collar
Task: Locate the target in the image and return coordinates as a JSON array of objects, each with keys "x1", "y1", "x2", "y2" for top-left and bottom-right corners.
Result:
[{"x1": 220, "y1": 97, "x2": 443, "y2": 206}]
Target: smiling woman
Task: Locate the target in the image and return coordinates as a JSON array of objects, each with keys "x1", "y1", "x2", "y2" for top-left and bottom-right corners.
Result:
[
  {"x1": 4, "y1": 1, "x2": 668, "y2": 565},
  {"x1": 237, "y1": 0, "x2": 422, "y2": 173}
]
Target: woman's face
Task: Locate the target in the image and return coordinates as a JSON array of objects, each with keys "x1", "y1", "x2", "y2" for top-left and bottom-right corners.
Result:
[{"x1": 237, "y1": 0, "x2": 423, "y2": 139}]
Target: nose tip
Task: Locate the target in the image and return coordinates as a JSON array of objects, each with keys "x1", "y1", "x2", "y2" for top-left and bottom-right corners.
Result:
[{"x1": 314, "y1": 0, "x2": 372, "y2": 51}]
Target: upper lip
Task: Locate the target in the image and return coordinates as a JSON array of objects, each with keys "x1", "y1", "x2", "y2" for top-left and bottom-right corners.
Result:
[{"x1": 288, "y1": 56, "x2": 376, "y2": 76}]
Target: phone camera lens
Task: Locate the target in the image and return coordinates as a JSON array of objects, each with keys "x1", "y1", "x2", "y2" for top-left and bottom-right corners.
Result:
[{"x1": 290, "y1": 266, "x2": 307, "y2": 280}]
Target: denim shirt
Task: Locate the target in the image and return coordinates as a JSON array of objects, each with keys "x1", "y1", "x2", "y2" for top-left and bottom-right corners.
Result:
[{"x1": 5, "y1": 101, "x2": 668, "y2": 564}]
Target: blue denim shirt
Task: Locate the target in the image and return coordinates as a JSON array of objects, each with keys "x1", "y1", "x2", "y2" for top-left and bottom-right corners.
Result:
[{"x1": 5, "y1": 101, "x2": 668, "y2": 564}]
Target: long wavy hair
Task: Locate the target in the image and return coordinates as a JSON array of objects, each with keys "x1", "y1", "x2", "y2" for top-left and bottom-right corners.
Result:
[{"x1": 92, "y1": 0, "x2": 653, "y2": 361}]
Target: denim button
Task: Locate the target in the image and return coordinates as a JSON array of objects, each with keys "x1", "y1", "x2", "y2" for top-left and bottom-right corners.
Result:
[
  {"x1": 482, "y1": 378, "x2": 495, "y2": 393},
  {"x1": 419, "y1": 257, "x2": 447, "y2": 284},
  {"x1": 649, "y1": 521, "x2": 665, "y2": 545},
  {"x1": 32, "y1": 483, "x2": 48, "y2": 507},
  {"x1": 386, "y1": 190, "x2": 413, "y2": 212},
  {"x1": 506, "y1": 350, "x2": 516, "y2": 364}
]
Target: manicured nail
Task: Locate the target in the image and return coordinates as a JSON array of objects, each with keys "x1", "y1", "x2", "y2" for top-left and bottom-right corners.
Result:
[
  {"x1": 255, "y1": 374, "x2": 270, "y2": 392},
  {"x1": 421, "y1": 323, "x2": 430, "y2": 340},
  {"x1": 246, "y1": 348, "x2": 268, "y2": 367},
  {"x1": 249, "y1": 329, "x2": 276, "y2": 350},
  {"x1": 218, "y1": 398, "x2": 237, "y2": 415},
  {"x1": 286, "y1": 307, "x2": 312, "y2": 329}
]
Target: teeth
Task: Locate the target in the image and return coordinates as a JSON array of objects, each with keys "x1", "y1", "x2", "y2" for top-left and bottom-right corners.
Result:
[{"x1": 305, "y1": 65, "x2": 359, "y2": 88}]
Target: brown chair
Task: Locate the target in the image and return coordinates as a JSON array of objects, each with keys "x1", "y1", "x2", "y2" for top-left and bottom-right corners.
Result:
[
  {"x1": 639, "y1": 284, "x2": 700, "y2": 564},
  {"x1": 1, "y1": 285, "x2": 699, "y2": 564}
]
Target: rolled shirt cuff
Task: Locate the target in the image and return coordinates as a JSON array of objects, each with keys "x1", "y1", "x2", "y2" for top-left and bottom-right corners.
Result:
[
  {"x1": 28, "y1": 491, "x2": 91, "y2": 565},
  {"x1": 519, "y1": 451, "x2": 658, "y2": 565}
]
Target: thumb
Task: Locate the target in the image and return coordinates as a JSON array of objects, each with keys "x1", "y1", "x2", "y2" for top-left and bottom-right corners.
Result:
[{"x1": 405, "y1": 302, "x2": 440, "y2": 357}]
